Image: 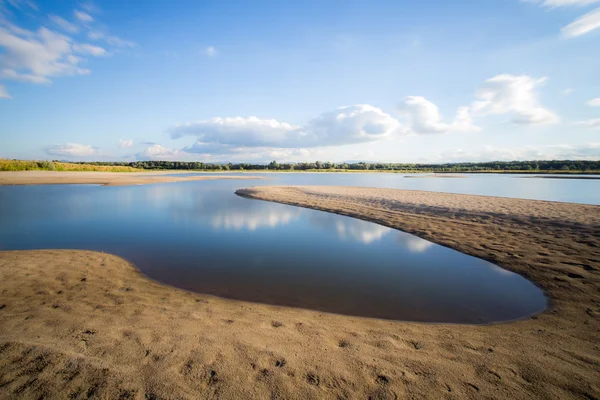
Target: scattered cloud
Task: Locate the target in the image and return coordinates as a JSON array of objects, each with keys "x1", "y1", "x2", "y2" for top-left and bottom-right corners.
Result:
[
  {"x1": 204, "y1": 46, "x2": 217, "y2": 57},
  {"x1": 74, "y1": 10, "x2": 94, "y2": 23},
  {"x1": 400, "y1": 96, "x2": 480, "y2": 134},
  {"x1": 172, "y1": 104, "x2": 404, "y2": 151},
  {"x1": 574, "y1": 118, "x2": 600, "y2": 127},
  {"x1": 562, "y1": 7, "x2": 600, "y2": 37},
  {"x1": 119, "y1": 139, "x2": 133, "y2": 148},
  {"x1": 471, "y1": 74, "x2": 559, "y2": 125},
  {"x1": 79, "y1": 1, "x2": 100, "y2": 14},
  {"x1": 431, "y1": 142, "x2": 600, "y2": 162},
  {"x1": 526, "y1": 0, "x2": 600, "y2": 37},
  {"x1": 87, "y1": 31, "x2": 135, "y2": 48},
  {"x1": 563, "y1": 88, "x2": 575, "y2": 95},
  {"x1": 73, "y1": 43, "x2": 107, "y2": 56},
  {"x1": 0, "y1": 3, "x2": 132, "y2": 96},
  {"x1": 0, "y1": 26, "x2": 91, "y2": 85},
  {"x1": 48, "y1": 15, "x2": 79, "y2": 33},
  {"x1": 526, "y1": 0, "x2": 600, "y2": 7},
  {"x1": 3, "y1": 0, "x2": 37, "y2": 12},
  {"x1": 136, "y1": 144, "x2": 182, "y2": 160},
  {"x1": 45, "y1": 143, "x2": 99, "y2": 157},
  {"x1": 587, "y1": 97, "x2": 600, "y2": 106},
  {"x1": 0, "y1": 83, "x2": 10, "y2": 98}
]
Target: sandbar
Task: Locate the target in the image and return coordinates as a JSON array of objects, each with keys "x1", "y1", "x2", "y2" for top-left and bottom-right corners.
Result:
[
  {"x1": 0, "y1": 171, "x2": 261, "y2": 186},
  {"x1": 1, "y1": 185, "x2": 598, "y2": 399}
]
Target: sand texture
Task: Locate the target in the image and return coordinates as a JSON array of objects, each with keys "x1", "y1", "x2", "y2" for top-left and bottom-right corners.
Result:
[
  {"x1": 1, "y1": 186, "x2": 599, "y2": 399},
  {"x1": 0, "y1": 171, "x2": 260, "y2": 186}
]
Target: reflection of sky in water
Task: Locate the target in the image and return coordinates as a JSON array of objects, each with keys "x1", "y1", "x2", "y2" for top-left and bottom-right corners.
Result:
[
  {"x1": 163, "y1": 172, "x2": 600, "y2": 205},
  {"x1": 212, "y1": 209, "x2": 300, "y2": 231},
  {"x1": 0, "y1": 180, "x2": 547, "y2": 324},
  {"x1": 396, "y1": 232, "x2": 435, "y2": 253}
]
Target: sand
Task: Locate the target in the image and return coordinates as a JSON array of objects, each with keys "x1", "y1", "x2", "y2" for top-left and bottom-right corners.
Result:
[
  {"x1": 403, "y1": 174, "x2": 466, "y2": 178},
  {"x1": 0, "y1": 171, "x2": 261, "y2": 186},
  {"x1": 525, "y1": 175, "x2": 600, "y2": 180},
  {"x1": 1, "y1": 185, "x2": 599, "y2": 399}
]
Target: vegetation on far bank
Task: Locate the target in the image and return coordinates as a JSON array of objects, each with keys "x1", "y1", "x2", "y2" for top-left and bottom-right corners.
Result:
[
  {"x1": 1, "y1": 158, "x2": 599, "y2": 174},
  {"x1": 0, "y1": 159, "x2": 142, "y2": 172}
]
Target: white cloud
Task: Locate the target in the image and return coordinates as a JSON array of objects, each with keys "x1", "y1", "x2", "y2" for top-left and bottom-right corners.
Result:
[
  {"x1": 305, "y1": 104, "x2": 403, "y2": 143},
  {"x1": 87, "y1": 31, "x2": 135, "y2": 48},
  {"x1": 73, "y1": 43, "x2": 107, "y2": 56},
  {"x1": 3, "y1": 0, "x2": 38, "y2": 11},
  {"x1": 136, "y1": 144, "x2": 181, "y2": 160},
  {"x1": 587, "y1": 97, "x2": 600, "y2": 106},
  {"x1": 119, "y1": 139, "x2": 133, "y2": 148},
  {"x1": 431, "y1": 142, "x2": 600, "y2": 162},
  {"x1": 74, "y1": 10, "x2": 94, "y2": 23},
  {"x1": 471, "y1": 74, "x2": 559, "y2": 125},
  {"x1": 106, "y1": 35, "x2": 134, "y2": 47},
  {"x1": 0, "y1": 26, "x2": 91, "y2": 85},
  {"x1": 563, "y1": 88, "x2": 575, "y2": 95},
  {"x1": 526, "y1": 0, "x2": 600, "y2": 37},
  {"x1": 174, "y1": 117, "x2": 299, "y2": 145},
  {"x1": 527, "y1": 0, "x2": 600, "y2": 7},
  {"x1": 172, "y1": 104, "x2": 404, "y2": 149},
  {"x1": 205, "y1": 46, "x2": 217, "y2": 57},
  {"x1": 401, "y1": 96, "x2": 480, "y2": 134},
  {"x1": 0, "y1": 8, "x2": 129, "y2": 95},
  {"x1": 574, "y1": 118, "x2": 600, "y2": 127},
  {"x1": 45, "y1": 143, "x2": 99, "y2": 157},
  {"x1": 562, "y1": 6, "x2": 600, "y2": 36},
  {"x1": 49, "y1": 15, "x2": 79, "y2": 33},
  {"x1": 0, "y1": 83, "x2": 10, "y2": 98}
]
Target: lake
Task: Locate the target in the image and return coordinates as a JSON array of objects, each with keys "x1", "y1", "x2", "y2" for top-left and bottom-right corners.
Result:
[{"x1": 0, "y1": 174, "x2": 569, "y2": 324}]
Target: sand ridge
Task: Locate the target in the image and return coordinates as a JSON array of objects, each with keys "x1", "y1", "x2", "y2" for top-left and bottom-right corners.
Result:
[
  {"x1": 0, "y1": 171, "x2": 262, "y2": 186},
  {"x1": 0, "y1": 185, "x2": 599, "y2": 399}
]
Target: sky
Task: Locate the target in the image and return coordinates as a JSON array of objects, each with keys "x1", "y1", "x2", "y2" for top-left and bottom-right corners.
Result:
[{"x1": 0, "y1": 0, "x2": 599, "y2": 163}]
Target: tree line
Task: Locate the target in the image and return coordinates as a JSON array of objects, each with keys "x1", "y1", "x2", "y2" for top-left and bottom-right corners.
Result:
[
  {"x1": 69, "y1": 160, "x2": 600, "y2": 172},
  {"x1": 2, "y1": 159, "x2": 599, "y2": 172}
]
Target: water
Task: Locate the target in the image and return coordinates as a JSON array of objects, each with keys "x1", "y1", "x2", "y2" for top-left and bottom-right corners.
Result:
[
  {"x1": 169, "y1": 172, "x2": 600, "y2": 205},
  {"x1": 0, "y1": 178, "x2": 549, "y2": 324}
]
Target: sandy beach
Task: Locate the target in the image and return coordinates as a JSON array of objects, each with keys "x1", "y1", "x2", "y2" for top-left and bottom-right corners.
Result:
[
  {"x1": 0, "y1": 171, "x2": 261, "y2": 186},
  {"x1": 1, "y1": 185, "x2": 599, "y2": 399}
]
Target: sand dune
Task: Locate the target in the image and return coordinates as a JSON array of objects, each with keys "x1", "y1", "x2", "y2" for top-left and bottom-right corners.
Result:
[{"x1": 1, "y1": 185, "x2": 599, "y2": 399}]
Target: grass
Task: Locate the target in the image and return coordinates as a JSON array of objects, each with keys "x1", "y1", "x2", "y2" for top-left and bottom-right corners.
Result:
[{"x1": 0, "y1": 159, "x2": 143, "y2": 172}]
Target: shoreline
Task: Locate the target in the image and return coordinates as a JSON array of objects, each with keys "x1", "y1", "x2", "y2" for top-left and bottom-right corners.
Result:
[
  {"x1": 0, "y1": 171, "x2": 262, "y2": 186},
  {"x1": 1, "y1": 186, "x2": 599, "y2": 398}
]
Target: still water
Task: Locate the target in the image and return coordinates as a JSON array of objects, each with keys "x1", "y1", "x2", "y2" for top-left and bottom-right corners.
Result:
[
  {"x1": 173, "y1": 172, "x2": 600, "y2": 205},
  {"x1": 0, "y1": 177, "x2": 550, "y2": 324}
]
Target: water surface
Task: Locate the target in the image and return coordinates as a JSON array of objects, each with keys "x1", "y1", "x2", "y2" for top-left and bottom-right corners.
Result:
[
  {"x1": 169, "y1": 172, "x2": 600, "y2": 205},
  {"x1": 0, "y1": 180, "x2": 548, "y2": 324}
]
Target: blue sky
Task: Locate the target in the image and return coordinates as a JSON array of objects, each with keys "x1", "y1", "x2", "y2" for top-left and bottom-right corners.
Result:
[{"x1": 0, "y1": 0, "x2": 599, "y2": 163}]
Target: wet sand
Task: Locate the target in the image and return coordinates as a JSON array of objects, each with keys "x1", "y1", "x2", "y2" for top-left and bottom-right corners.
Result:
[
  {"x1": 0, "y1": 171, "x2": 261, "y2": 186},
  {"x1": 1, "y1": 186, "x2": 599, "y2": 399}
]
